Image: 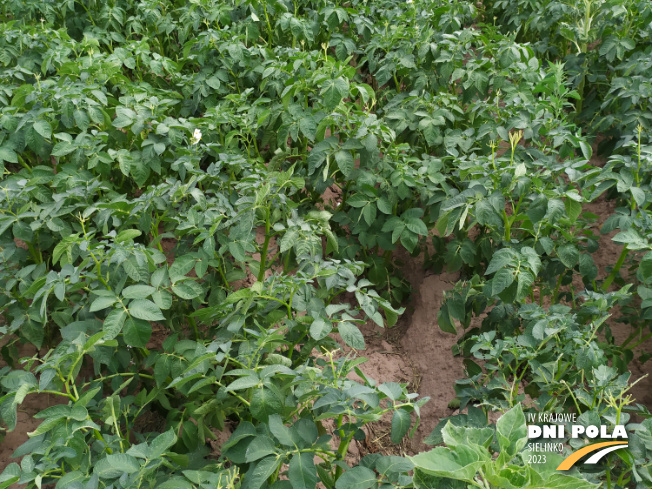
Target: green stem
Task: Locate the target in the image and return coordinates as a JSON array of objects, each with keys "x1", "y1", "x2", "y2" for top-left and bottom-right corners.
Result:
[
  {"x1": 504, "y1": 211, "x2": 511, "y2": 241},
  {"x1": 217, "y1": 257, "x2": 230, "y2": 288},
  {"x1": 575, "y1": 68, "x2": 586, "y2": 118},
  {"x1": 562, "y1": 380, "x2": 582, "y2": 414},
  {"x1": 250, "y1": 132, "x2": 260, "y2": 157},
  {"x1": 258, "y1": 208, "x2": 271, "y2": 282},
  {"x1": 93, "y1": 429, "x2": 113, "y2": 454},
  {"x1": 334, "y1": 431, "x2": 355, "y2": 480},
  {"x1": 109, "y1": 398, "x2": 125, "y2": 452},
  {"x1": 476, "y1": 468, "x2": 491, "y2": 489},
  {"x1": 81, "y1": 372, "x2": 154, "y2": 389},
  {"x1": 552, "y1": 272, "x2": 564, "y2": 304},
  {"x1": 264, "y1": 4, "x2": 273, "y2": 44},
  {"x1": 26, "y1": 242, "x2": 43, "y2": 264},
  {"x1": 624, "y1": 331, "x2": 652, "y2": 349},
  {"x1": 39, "y1": 390, "x2": 76, "y2": 401},
  {"x1": 188, "y1": 315, "x2": 200, "y2": 340},
  {"x1": 17, "y1": 154, "x2": 32, "y2": 172},
  {"x1": 602, "y1": 246, "x2": 628, "y2": 291}
]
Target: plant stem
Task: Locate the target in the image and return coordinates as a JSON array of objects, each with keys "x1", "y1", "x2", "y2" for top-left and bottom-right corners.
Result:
[
  {"x1": 258, "y1": 208, "x2": 271, "y2": 282},
  {"x1": 188, "y1": 316, "x2": 200, "y2": 340},
  {"x1": 624, "y1": 331, "x2": 652, "y2": 349},
  {"x1": 17, "y1": 154, "x2": 32, "y2": 172},
  {"x1": 602, "y1": 246, "x2": 628, "y2": 291},
  {"x1": 39, "y1": 390, "x2": 76, "y2": 400},
  {"x1": 552, "y1": 271, "x2": 564, "y2": 304},
  {"x1": 504, "y1": 210, "x2": 511, "y2": 241}
]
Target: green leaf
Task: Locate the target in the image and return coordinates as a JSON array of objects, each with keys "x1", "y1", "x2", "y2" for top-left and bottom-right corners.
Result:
[
  {"x1": 169, "y1": 255, "x2": 196, "y2": 283},
  {"x1": 378, "y1": 197, "x2": 393, "y2": 215},
  {"x1": 442, "y1": 422, "x2": 494, "y2": 449},
  {"x1": 409, "y1": 445, "x2": 488, "y2": 483},
  {"x1": 245, "y1": 436, "x2": 278, "y2": 462},
  {"x1": 515, "y1": 270, "x2": 535, "y2": 301},
  {"x1": 128, "y1": 299, "x2": 165, "y2": 321},
  {"x1": 122, "y1": 284, "x2": 156, "y2": 299},
  {"x1": 376, "y1": 456, "x2": 414, "y2": 477},
  {"x1": 489, "y1": 268, "x2": 514, "y2": 296},
  {"x1": 564, "y1": 198, "x2": 582, "y2": 222},
  {"x1": 557, "y1": 244, "x2": 579, "y2": 268},
  {"x1": 539, "y1": 236, "x2": 554, "y2": 254},
  {"x1": 0, "y1": 146, "x2": 18, "y2": 163},
  {"x1": 613, "y1": 228, "x2": 647, "y2": 249},
  {"x1": 309, "y1": 318, "x2": 332, "y2": 340},
  {"x1": 123, "y1": 318, "x2": 152, "y2": 348},
  {"x1": 94, "y1": 453, "x2": 140, "y2": 479},
  {"x1": 33, "y1": 120, "x2": 52, "y2": 139},
  {"x1": 391, "y1": 409, "x2": 411, "y2": 443},
  {"x1": 546, "y1": 199, "x2": 566, "y2": 224},
  {"x1": 338, "y1": 322, "x2": 365, "y2": 349},
  {"x1": 172, "y1": 281, "x2": 203, "y2": 299},
  {"x1": 130, "y1": 158, "x2": 150, "y2": 187},
  {"x1": 148, "y1": 429, "x2": 176, "y2": 458},
  {"x1": 579, "y1": 140, "x2": 592, "y2": 160},
  {"x1": 70, "y1": 405, "x2": 88, "y2": 421},
  {"x1": 639, "y1": 252, "x2": 652, "y2": 281},
  {"x1": 496, "y1": 404, "x2": 528, "y2": 465},
  {"x1": 289, "y1": 453, "x2": 318, "y2": 489},
  {"x1": 28, "y1": 415, "x2": 64, "y2": 438},
  {"x1": 405, "y1": 218, "x2": 428, "y2": 236},
  {"x1": 158, "y1": 478, "x2": 194, "y2": 489},
  {"x1": 51, "y1": 141, "x2": 77, "y2": 157},
  {"x1": 151, "y1": 267, "x2": 169, "y2": 287},
  {"x1": 103, "y1": 309, "x2": 127, "y2": 340},
  {"x1": 226, "y1": 375, "x2": 260, "y2": 392},
  {"x1": 246, "y1": 456, "x2": 280, "y2": 489},
  {"x1": 0, "y1": 464, "x2": 20, "y2": 489},
  {"x1": 250, "y1": 388, "x2": 283, "y2": 421},
  {"x1": 631, "y1": 187, "x2": 646, "y2": 207},
  {"x1": 413, "y1": 469, "x2": 466, "y2": 489},
  {"x1": 485, "y1": 249, "x2": 516, "y2": 275},
  {"x1": 533, "y1": 474, "x2": 598, "y2": 489},
  {"x1": 115, "y1": 229, "x2": 142, "y2": 243},
  {"x1": 90, "y1": 295, "x2": 118, "y2": 312},
  {"x1": 321, "y1": 77, "x2": 349, "y2": 109},
  {"x1": 268, "y1": 415, "x2": 294, "y2": 446},
  {"x1": 437, "y1": 303, "x2": 456, "y2": 334},
  {"x1": 378, "y1": 382, "x2": 403, "y2": 401},
  {"x1": 334, "y1": 150, "x2": 354, "y2": 178},
  {"x1": 118, "y1": 155, "x2": 131, "y2": 177},
  {"x1": 400, "y1": 230, "x2": 419, "y2": 253},
  {"x1": 152, "y1": 289, "x2": 173, "y2": 310},
  {"x1": 335, "y1": 466, "x2": 377, "y2": 489}
]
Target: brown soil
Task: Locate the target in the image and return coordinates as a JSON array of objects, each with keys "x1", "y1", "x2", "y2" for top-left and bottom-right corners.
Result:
[{"x1": 343, "y1": 261, "x2": 465, "y2": 457}]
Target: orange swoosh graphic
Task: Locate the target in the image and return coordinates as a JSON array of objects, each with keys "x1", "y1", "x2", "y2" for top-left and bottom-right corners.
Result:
[{"x1": 556, "y1": 441, "x2": 628, "y2": 470}]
